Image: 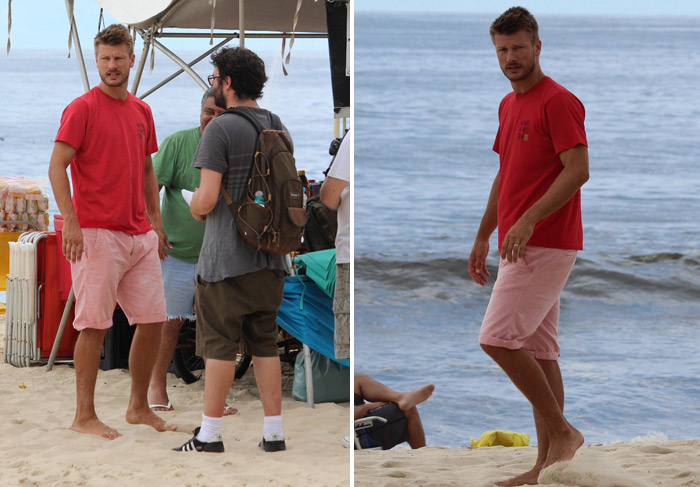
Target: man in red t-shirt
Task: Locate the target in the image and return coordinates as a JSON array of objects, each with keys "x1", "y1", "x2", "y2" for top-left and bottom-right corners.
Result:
[
  {"x1": 467, "y1": 7, "x2": 589, "y2": 485},
  {"x1": 48, "y1": 24, "x2": 173, "y2": 440}
]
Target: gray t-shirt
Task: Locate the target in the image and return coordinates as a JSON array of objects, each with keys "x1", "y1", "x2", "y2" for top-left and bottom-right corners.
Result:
[{"x1": 192, "y1": 106, "x2": 290, "y2": 281}]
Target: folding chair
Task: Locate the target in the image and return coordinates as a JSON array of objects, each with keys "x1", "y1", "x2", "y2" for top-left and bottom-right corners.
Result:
[
  {"x1": 354, "y1": 402, "x2": 409, "y2": 450},
  {"x1": 354, "y1": 416, "x2": 388, "y2": 450}
]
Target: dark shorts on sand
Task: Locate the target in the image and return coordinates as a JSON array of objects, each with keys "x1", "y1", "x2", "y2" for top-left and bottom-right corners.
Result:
[{"x1": 195, "y1": 268, "x2": 285, "y2": 360}]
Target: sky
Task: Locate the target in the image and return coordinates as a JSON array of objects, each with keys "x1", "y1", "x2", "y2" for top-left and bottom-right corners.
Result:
[
  {"x1": 0, "y1": 0, "x2": 327, "y2": 52},
  {"x1": 354, "y1": 0, "x2": 700, "y2": 16},
  {"x1": 3, "y1": 0, "x2": 698, "y2": 52}
]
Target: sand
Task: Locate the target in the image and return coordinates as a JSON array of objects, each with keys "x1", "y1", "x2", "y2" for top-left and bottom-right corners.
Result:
[
  {"x1": 0, "y1": 315, "x2": 350, "y2": 487},
  {"x1": 355, "y1": 440, "x2": 700, "y2": 487}
]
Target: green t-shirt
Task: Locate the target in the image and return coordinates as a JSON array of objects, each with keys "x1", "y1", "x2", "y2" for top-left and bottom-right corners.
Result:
[{"x1": 153, "y1": 126, "x2": 205, "y2": 263}]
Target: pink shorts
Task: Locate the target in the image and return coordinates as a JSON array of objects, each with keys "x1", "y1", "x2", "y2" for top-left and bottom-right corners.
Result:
[
  {"x1": 71, "y1": 228, "x2": 167, "y2": 330},
  {"x1": 478, "y1": 246, "x2": 577, "y2": 360}
]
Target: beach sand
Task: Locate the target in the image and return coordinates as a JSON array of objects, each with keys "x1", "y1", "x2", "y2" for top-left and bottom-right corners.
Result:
[
  {"x1": 0, "y1": 315, "x2": 350, "y2": 487},
  {"x1": 355, "y1": 440, "x2": 700, "y2": 487}
]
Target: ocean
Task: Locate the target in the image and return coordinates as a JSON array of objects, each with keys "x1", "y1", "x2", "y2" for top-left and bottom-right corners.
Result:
[{"x1": 354, "y1": 13, "x2": 700, "y2": 447}]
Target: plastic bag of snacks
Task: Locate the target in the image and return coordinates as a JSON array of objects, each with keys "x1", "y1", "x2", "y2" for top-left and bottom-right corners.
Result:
[{"x1": 0, "y1": 177, "x2": 50, "y2": 232}]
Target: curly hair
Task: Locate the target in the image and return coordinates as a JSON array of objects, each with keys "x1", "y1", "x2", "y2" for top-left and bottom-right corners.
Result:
[
  {"x1": 489, "y1": 6, "x2": 539, "y2": 44},
  {"x1": 211, "y1": 47, "x2": 268, "y2": 100},
  {"x1": 94, "y1": 24, "x2": 134, "y2": 56}
]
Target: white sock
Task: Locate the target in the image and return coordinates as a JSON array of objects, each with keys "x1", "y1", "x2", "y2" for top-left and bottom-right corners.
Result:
[
  {"x1": 196, "y1": 414, "x2": 223, "y2": 443},
  {"x1": 263, "y1": 415, "x2": 283, "y2": 439}
]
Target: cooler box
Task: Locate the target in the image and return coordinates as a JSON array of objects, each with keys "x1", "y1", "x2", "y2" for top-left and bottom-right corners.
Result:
[
  {"x1": 37, "y1": 232, "x2": 78, "y2": 358},
  {"x1": 53, "y1": 215, "x2": 73, "y2": 301}
]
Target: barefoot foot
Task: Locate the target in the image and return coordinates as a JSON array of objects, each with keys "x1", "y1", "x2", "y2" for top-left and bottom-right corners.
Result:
[
  {"x1": 494, "y1": 467, "x2": 541, "y2": 486},
  {"x1": 543, "y1": 425, "x2": 584, "y2": 468},
  {"x1": 397, "y1": 384, "x2": 435, "y2": 411},
  {"x1": 71, "y1": 416, "x2": 122, "y2": 440},
  {"x1": 126, "y1": 407, "x2": 178, "y2": 432}
]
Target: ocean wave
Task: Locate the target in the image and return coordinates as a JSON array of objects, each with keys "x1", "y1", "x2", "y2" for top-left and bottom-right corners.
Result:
[{"x1": 355, "y1": 252, "x2": 700, "y2": 300}]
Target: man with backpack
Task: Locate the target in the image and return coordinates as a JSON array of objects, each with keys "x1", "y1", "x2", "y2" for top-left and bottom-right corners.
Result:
[
  {"x1": 147, "y1": 88, "x2": 238, "y2": 416},
  {"x1": 172, "y1": 47, "x2": 290, "y2": 453}
]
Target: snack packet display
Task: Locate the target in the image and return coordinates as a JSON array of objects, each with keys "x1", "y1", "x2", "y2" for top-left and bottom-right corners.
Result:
[{"x1": 0, "y1": 177, "x2": 50, "y2": 232}]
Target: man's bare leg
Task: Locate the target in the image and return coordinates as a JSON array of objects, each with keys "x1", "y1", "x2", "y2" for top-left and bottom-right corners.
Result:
[
  {"x1": 482, "y1": 345, "x2": 582, "y2": 470},
  {"x1": 125, "y1": 322, "x2": 177, "y2": 431},
  {"x1": 148, "y1": 317, "x2": 183, "y2": 410},
  {"x1": 252, "y1": 356, "x2": 282, "y2": 416},
  {"x1": 404, "y1": 406, "x2": 427, "y2": 448},
  {"x1": 71, "y1": 328, "x2": 122, "y2": 439},
  {"x1": 495, "y1": 359, "x2": 566, "y2": 486},
  {"x1": 355, "y1": 374, "x2": 435, "y2": 411},
  {"x1": 148, "y1": 320, "x2": 238, "y2": 415},
  {"x1": 202, "y1": 358, "x2": 236, "y2": 418}
]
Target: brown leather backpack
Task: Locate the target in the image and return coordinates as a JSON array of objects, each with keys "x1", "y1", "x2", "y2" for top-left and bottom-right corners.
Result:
[{"x1": 220, "y1": 108, "x2": 307, "y2": 255}]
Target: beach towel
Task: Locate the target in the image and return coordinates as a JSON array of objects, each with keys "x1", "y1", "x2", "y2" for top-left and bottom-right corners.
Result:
[
  {"x1": 293, "y1": 249, "x2": 336, "y2": 298},
  {"x1": 276, "y1": 275, "x2": 349, "y2": 367},
  {"x1": 470, "y1": 430, "x2": 530, "y2": 447}
]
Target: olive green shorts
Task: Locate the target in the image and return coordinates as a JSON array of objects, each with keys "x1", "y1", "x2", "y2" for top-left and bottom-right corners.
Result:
[{"x1": 195, "y1": 268, "x2": 285, "y2": 360}]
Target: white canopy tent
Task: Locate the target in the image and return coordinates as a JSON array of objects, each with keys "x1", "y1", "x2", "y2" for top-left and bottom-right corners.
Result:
[{"x1": 61, "y1": 0, "x2": 349, "y2": 125}]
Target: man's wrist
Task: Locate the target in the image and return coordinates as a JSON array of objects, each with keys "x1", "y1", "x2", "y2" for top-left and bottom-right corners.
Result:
[
  {"x1": 474, "y1": 231, "x2": 492, "y2": 243},
  {"x1": 63, "y1": 212, "x2": 79, "y2": 225},
  {"x1": 517, "y1": 211, "x2": 538, "y2": 228}
]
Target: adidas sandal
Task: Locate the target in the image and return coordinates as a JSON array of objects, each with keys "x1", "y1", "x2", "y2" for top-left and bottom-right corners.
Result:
[
  {"x1": 173, "y1": 427, "x2": 224, "y2": 453},
  {"x1": 258, "y1": 433, "x2": 286, "y2": 452}
]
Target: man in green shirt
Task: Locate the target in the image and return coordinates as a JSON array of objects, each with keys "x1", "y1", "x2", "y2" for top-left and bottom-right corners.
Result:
[{"x1": 147, "y1": 89, "x2": 230, "y2": 412}]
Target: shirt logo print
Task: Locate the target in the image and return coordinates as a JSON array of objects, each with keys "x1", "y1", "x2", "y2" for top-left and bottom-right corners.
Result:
[
  {"x1": 136, "y1": 122, "x2": 146, "y2": 140},
  {"x1": 518, "y1": 120, "x2": 530, "y2": 141}
]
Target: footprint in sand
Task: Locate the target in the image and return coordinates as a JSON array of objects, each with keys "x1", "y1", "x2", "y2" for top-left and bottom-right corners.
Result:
[
  {"x1": 538, "y1": 459, "x2": 654, "y2": 487},
  {"x1": 638, "y1": 445, "x2": 674, "y2": 455}
]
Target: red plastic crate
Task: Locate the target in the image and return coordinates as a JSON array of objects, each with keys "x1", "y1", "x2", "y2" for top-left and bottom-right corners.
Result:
[
  {"x1": 35, "y1": 231, "x2": 78, "y2": 358},
  {"x1": 53, "y1": 215, "x2": 73, "y2": 302}
]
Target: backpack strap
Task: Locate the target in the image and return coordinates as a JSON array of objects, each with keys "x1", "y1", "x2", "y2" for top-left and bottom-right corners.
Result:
[
  {"x1": 219, "y1": 107, "x2": 265, "y2": 207},
  {"x1": 218, "y1": 108, "x2": 284, "y2": 213},
  {"x1": 223, "y1": 106, "x2": 262, "y2": 134}
]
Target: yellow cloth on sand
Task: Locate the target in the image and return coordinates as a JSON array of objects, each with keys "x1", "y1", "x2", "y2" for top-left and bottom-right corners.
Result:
[{"x1": 471, "y1": 430, "x2": 530, "y2": 447}]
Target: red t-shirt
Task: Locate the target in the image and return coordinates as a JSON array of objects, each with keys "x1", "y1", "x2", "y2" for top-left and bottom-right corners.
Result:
[
  {"x1": 493, "y1": 76, "x2": 587, "y2": 251},
  {"x1": 55, "y1": 87, "x2": 158, "y2": 234}
]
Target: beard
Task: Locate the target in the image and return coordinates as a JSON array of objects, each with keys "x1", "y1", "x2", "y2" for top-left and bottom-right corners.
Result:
[
  {"x1": 214, "y1": 83, "x2": 228, "y2": 109},
  {"x1": 502, "y1": 56, "x2": 536, "y2": 82},
  {"x1": 100, "y1": 69, "x2": 129, "y2": 88}
]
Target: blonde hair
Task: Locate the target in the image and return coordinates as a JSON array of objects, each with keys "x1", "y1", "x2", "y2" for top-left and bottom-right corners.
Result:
[
  {"x1": 94, "y1": 24, "x2": 134, "y2": 56},
  {"x1": 490, "y1": 7, "x2": 539, "y2": 44}
]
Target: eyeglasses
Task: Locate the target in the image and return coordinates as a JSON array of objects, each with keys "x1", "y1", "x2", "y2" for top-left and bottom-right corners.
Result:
[{"x1": 207, "y1": 75, "x2": 223, "y2": 86}]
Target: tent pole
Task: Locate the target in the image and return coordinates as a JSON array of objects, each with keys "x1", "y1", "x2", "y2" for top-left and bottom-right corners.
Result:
[
  {"x1": 131, "y1": 29, "x2": 152, "y2": 95},
  {"x1": 46, "y1": 286, "x2": 74, "y2": 371},
  {"x1": 239, "y1": 0, "x2": 245, "y2": 47},
  {"x1": 63, "y1": 0, "x2": 90, "y2": 92},
  {"x1": 303, "y1": 344, "x2": 315, "y2": 408},
  {"x1": 152, "y1": 39, "x2": 208, "y2": 90},
  {"x1": 138, "y1": 36, "x2": 235, "y2": 99}
]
